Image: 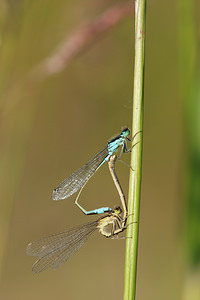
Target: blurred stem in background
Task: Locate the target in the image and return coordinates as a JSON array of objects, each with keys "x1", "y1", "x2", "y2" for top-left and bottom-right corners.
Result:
[
  {"x1": 123, "y1": 0, "x2": 146, "y2": 299},
  {"x1": 0, "y1": 1, "x2": 39, "y2": 280},
  {"x1": 178, "y1": 0, "x2": 200, "y2": 299},
  {"x1": 1, "y1": 1, "x2": 133, "y2": 117},
  {"x1": 30, "y1": 1, "x2": 133, "y2": 82}
]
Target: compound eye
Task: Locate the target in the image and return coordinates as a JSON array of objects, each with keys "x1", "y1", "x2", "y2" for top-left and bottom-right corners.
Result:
[{"x1": 122, "y1": 128, "x2": 131, "y2": 136}]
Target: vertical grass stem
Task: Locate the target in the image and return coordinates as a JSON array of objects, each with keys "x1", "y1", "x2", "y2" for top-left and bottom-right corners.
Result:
[{"x1": 123, "y1": 0, "x2": 146, "y2": 299}]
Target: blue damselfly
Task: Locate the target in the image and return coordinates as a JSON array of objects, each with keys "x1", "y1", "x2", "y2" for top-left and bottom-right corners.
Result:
[{"x1": 52, "y1": 128, "x2": 140, "y2": 215}]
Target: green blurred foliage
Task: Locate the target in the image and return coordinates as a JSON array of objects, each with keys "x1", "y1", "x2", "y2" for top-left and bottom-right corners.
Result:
[{"x1": 178, "y1": 0, "x2": 200, "y2": 270}]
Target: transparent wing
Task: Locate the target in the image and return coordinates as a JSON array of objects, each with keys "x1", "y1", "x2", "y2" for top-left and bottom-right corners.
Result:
[
  {"x1": 26, "y1": 221, "x2": 98, "y2": 273},
  {"x1": 52, "y1": 146, "x2": 109, "y2": 200}
]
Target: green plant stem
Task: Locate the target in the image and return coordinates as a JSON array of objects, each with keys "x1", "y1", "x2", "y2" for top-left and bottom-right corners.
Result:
[{"x1": 123, "y1": 0, "x2": 146, "y2": 299}]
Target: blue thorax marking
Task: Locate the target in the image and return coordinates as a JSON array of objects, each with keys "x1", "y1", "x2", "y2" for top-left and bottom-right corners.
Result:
[
  {"x1": 101, "y1": 134, "x2": 129, "y2": 163},
  {"x1": 108, "y1": 136, "x2": 126, "y2": 155},
  {"x1": 108, "y1": 133, "x2": 122, "y2": 144}
]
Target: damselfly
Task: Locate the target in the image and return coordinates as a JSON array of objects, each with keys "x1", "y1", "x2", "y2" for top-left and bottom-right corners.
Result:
[
  {"x1": 26, "y1": 207, "x2": 127, "y2": 273},
  {"x1": 52, "y1": 128, "x2": 140, "y2": 215}
]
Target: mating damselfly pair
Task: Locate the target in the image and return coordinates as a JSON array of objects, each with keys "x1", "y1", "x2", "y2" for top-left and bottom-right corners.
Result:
[{"x1": 27, "y1": 128, "x2": 140, "y2": 272}]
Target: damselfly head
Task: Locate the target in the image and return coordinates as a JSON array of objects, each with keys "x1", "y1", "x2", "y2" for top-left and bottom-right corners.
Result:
[
  {"x1": 113, "y1": 206, "x2": 122, "y2": 215},
  {"x1": 121, "y1": 127, "x2": 131, "y2": 137}
]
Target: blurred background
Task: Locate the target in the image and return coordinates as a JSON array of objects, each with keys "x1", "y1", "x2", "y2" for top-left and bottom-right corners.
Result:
[{"x1": 0, "y1": 0, "x2": 199, "y2": 299}]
